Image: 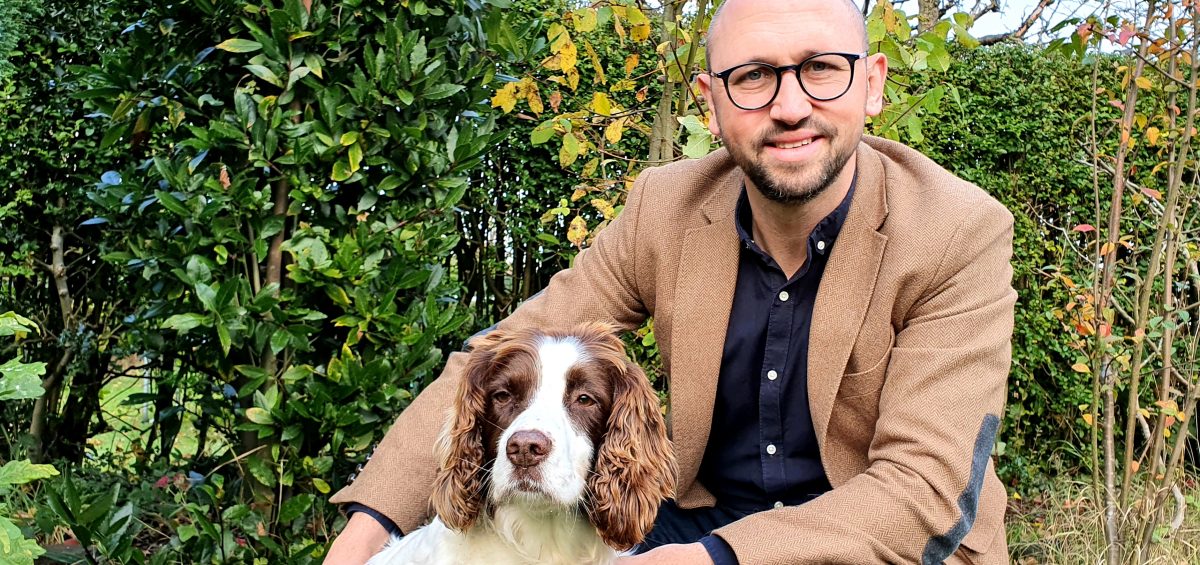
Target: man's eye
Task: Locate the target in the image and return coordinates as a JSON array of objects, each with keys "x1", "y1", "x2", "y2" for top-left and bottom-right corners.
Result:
[
  {"x1": 576, "y1": 394, "x2": 596, "y2": 406},
  {"x1": 745, "y1": 70, "x2": 765, "y2": 81},
  {"x1": 492, "y1": 390, "x2": 512, "y2": 404}
]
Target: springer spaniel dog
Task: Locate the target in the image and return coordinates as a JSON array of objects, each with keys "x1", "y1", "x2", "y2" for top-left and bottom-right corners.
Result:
[{"x1": 367, "y1": 322, "x2": 677, "y2": 565}]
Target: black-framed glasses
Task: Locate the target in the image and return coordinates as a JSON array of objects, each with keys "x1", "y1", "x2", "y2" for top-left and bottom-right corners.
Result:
[{"x1": 709, "y1": 52, "x2": 867, "y2": 110}]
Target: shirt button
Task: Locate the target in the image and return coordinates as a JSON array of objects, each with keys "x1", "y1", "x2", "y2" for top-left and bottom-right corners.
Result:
[
  {"x1": 766, "y1": 444, "x2": 777, "y2": 455},
  {"x1": 767, "y1": 369, "x2": 778, "y2": 381},
  {"x1": 817, "y1": 240, "x2": 826, "y2": 252},
  {"x1": 774, "y1": 501, "x2": 784, "y2": 509},
  {"x1": 779, "y1": 291, "x2": 790, "y2": 302}
]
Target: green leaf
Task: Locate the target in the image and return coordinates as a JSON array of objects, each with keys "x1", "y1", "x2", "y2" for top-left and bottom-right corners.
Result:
[
  {"x1": 154, "y1": 190, "x2": 190, "y2": 217},
  {"x1": 177, "y1": 524, "x2": 197, "y2": 542},
  {"x1": 245, "y1": 407, "x2": 273, "y2": 425},
  {"x1": 424, "y1": 83, "x2": 464, "y2": 100},
  {"x1": 331, "y1": 159, "x2": 352, "y2": 182},
  {"x1": 215, "y1": 38, "x2": 263, "y2": 53},
  {"x1": 0, "y1": 460, "x2": 59, "y2": 487},
  {"x1": 531, "y1": 120, "x2": 556, "y2": 145},
  {"x1": 348, "y1": 143, "x2": 363, "y2": 172},
  {"x1": 0, "y1": 358, "x2": 46, "y2": 401},
  {"x1": 217, "y1": 323, "x2": 232, "y2": 355},
  {"x1": 161, "y1": 313, "x2": 208, "y2": 332},
  {"x1": 0, "y1": 516, "x2": 45, "y2": 563},
  {"x1": 277, "y1": 493, "x2": 314, "y2": 524},
  {"x1": 270, "y1": 329, "x2": 290, "y2": 355},
  {"x1": 247, "y1": 456, "x2": 276, "y2": 488},
  {"x1": 0, "y1": 313, "x2": 38, "y2": 337},
  {"x1": 245, "y1": 64, "x2": 282, "y2": 87},
  {"x1": 194, "y1": 282, "x2": 218, "y2": 311}
]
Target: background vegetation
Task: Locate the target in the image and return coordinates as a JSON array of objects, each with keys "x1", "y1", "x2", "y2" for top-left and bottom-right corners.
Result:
[{"x1": 1, "y1": 0, "x2": 1197, "y2": 563}]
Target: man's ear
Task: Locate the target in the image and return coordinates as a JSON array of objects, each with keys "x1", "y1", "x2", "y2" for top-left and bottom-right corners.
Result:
[
  {"x1": 695, "y1": 72, "x2": 722, "y2": 138},
  {"x1": 864, "y1": 53, "x2": 889, "y2": 117}
]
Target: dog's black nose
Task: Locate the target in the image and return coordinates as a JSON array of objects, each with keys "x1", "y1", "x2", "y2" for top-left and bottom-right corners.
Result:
[{"x1": 506, "y1": 430, "x2": 551, "y2": 468}]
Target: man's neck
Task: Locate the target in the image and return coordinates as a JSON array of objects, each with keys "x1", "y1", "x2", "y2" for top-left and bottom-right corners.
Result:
[{"x1": 746, "y1": 160, "x2": 856, "y2": 278}]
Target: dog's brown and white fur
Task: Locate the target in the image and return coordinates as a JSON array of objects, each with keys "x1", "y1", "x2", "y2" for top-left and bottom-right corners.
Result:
[{"x1": 367, "y1": 323, "x2": 677, "y2": 565}]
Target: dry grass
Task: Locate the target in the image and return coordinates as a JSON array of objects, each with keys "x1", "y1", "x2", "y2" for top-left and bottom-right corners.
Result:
[{"x1": 1007, "y1": 475, "x2": 1200, "y2": 564}]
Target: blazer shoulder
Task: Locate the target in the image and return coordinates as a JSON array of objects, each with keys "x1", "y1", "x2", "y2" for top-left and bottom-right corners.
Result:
[
  {"x1": 863, "y1": 136, "x2": 1012, "y2": 237},
  {"x1": 634, "y1": 149, "x2": 741, "y2": 216}
]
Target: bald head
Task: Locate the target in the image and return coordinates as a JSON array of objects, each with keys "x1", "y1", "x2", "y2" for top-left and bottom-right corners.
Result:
[{"x1": 705, "y1": 0, "x2": 868, "y2": 69}]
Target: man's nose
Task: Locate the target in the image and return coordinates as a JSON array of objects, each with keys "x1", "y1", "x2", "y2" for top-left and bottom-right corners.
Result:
[{"x1": 769, "y1": 70, "x2": 814, "y2": 125}]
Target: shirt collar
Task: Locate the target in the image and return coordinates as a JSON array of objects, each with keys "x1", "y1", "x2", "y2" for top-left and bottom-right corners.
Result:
[{"x1": 734, "y1": 174, "x2": 857, "y2": 262}]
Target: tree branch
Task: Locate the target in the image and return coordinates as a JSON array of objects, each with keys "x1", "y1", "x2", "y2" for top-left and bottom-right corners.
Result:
[{"x1": 979, "y1": 0, "x2": 1055, "y2": 46}]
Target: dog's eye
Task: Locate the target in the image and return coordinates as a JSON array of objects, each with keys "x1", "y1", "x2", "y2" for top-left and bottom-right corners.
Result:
[
  {"x1": 492, "y1": 390, "x2": 512, "y2": 404},
  {"x1": 575, "y1": 394, "x2": 595, "y2": 407}
]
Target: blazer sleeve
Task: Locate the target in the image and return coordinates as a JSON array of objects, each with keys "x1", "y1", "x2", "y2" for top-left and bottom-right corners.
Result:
[
  {"x1": 328, "y1": 167, "x2": 658, "y2": 532},
  {"x1": 712, "y1": 197, "x2": 1016, "y2": 564}
]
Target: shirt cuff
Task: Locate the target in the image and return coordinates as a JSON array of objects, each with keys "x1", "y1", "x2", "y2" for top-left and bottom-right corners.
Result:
[
  {"x1": 699, "y1": 534, "x2": 739, "y2": 565},
  {"x1": 344, "y1": 503, "x2": 403, "y2": 537}
]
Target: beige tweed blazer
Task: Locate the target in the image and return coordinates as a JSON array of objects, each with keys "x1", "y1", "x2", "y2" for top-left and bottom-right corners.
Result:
[{"x1": 332, "y1": 135, "x2": 1016, "y2": 564}]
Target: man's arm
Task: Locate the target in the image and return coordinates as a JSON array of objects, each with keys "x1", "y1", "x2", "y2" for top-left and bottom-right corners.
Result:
[
  {"x1": 712, "y1": 197, "x2": 1016, "y2": 563},
  {"x1": 323, "y1": 512, "x2": 390, "y2": 564}
]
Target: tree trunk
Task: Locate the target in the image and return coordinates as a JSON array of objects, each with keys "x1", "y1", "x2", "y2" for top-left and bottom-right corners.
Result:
[{"x1": 917, "y1": 0, "x2": 939, "y2": 33}]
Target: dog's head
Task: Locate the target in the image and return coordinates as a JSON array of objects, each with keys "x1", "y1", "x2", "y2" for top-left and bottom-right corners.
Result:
[{"x1": 430, "y1": 322, "x2": 677, "y2": 550}]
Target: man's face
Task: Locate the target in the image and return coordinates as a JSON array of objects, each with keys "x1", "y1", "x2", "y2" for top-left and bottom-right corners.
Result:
[{"x1": 697, "y1": 0, "x2": 887, "y2": 205}]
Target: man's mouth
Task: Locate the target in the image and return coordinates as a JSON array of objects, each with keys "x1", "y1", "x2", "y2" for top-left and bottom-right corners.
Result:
[{"x1": 773, "y1": 138, "x2": 815, "y2": 149}]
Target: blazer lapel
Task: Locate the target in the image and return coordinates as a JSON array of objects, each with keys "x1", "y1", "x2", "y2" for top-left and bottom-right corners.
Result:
[
  {"x1": 669, "y1": 173, "x2": 741, "y2": 490},
  {"x1": 809, "y1": 143, "x2": 889, "y2": 447}
]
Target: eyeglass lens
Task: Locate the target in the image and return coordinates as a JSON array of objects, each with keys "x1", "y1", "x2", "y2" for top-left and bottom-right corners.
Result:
[{"x1": 725, "y1": 54, "x2": 855, "y2": 109}]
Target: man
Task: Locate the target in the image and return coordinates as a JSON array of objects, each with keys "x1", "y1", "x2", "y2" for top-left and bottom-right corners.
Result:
[{"x1": 327, "y1": 0, "x2": 1015, "y2": 563}]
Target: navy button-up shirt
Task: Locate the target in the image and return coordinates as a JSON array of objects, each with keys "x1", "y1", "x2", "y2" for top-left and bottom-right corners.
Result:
[{"x1": 698, "y1": 180, "x2": 855, "y2": 564}]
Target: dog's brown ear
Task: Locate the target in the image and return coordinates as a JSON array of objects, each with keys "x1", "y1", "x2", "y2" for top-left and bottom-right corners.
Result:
[
  {"x1": 587, "y1": 358, "x2": 678, "y2": 550},
  {"x1": 429, "y1": 331, "x2": 505, "y2": 531}
]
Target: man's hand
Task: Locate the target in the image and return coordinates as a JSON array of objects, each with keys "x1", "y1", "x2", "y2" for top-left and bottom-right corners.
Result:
[
  {"x1": 323, "y1": 512, "x2": 391, "y2": 564},
  {"x1": 617, "y1": 543, "x2": 714, "y2": 565}
]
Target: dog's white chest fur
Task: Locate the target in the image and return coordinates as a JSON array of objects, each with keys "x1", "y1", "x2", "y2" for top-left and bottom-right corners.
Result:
[{"x1": 365, "y1": 507, "x2": 619, "y2": 565}]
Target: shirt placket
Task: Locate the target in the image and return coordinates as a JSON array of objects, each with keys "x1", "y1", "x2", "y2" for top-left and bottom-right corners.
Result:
[{"x1": 759, "y1": 274, "x2": 797, "y2": 504}]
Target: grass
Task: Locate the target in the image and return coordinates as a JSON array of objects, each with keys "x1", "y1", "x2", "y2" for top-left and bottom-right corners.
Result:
[{"x1": 1007, "y1": 475, "x2": 1200, "y2": 564}]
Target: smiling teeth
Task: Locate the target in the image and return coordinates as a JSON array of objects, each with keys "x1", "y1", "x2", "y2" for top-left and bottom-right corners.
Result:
[{"x1": 776, "y1": 139, "x2": 813, "y2": 149}]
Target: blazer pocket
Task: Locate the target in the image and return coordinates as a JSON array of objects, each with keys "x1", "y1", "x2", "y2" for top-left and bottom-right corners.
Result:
[{"x1": 838, "y1": 332, "x2": 894, "y2": 399}]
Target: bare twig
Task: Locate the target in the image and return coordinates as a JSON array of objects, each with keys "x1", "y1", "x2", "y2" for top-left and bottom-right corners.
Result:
[{"x1": 979, "y1": 0, "x2": 1055, "y2": 45}]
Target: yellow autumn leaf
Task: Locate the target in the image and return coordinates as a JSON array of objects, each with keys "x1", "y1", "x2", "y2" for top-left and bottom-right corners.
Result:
[
  {"x1": 527, "y1": 83, "x2": 544, "y2": 115},
  {"x1": 1082, "y1": 413, "x2": 1094, "y2": 426},
  {"x1": 631, "y1": 23, "x2": 651, "y2": 42},
  {"x1": 625, "y1": 54, "x2": 639, "y2": 76},
  {"x1": 573, "y1": 8, "x2": 597, "y2": 33},
  {"x1": 490, "y1": 81, "x2": 519, "y2": 113},
  {"x1": 567, "y1": 216, "x2": 589, "y2": 247},
  {"x1": 591, "y1": 198, "x2": 615, "y2": 220},
  {"x1": 571, "y1": 188, "x2": 588, "y2": 202},
  {"x1": 560, "y1": 133, "x2": 581, "y2": 167},
  {"x1": 1135, "y1": 76, "x2": 1153, "y2": 90},
  {"x1": 560, "y1": 40, "x2": 579, "y2": 73},
  {"x1": 605, "y1": 117, "x2": 625, "y2": 144},
  {"x1": 611, "y1": 78, "x2": 636, "y2": 92},
  {"x1": 1130, "y1": 460, "x2": 1140, "y2": 473},
  {"x1": 581, "y1": 158, "x2": 599, "y2": 178},
  {"x1": 1146, "y1": 126, "x2": 1160, "y2": 146},
  {"x1": 565, "y1": 68, "x2": 581, "y2": 91},
  {"x1": 592, "y1": 92, "x2": 613, "y2": 116},
  {"x1": 1072, "y1": 362, "x2": 1091, "y2": 373},
  {"x1": 584, "y1": 40, "x2": 605, "y2": 84}
]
